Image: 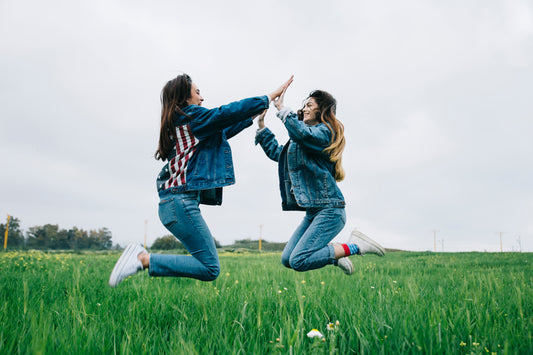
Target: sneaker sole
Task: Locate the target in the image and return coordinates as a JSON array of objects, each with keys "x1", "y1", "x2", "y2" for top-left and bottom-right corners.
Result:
[
  {"x1": 350, "y1": 230, "x2": 386, "y2": 256},
  {"x1": 337, "y1": 257, "x2": 354, "y2": 275},
  {"x1": 109, "y1": 243, "x2": 138, "y2": 287}
]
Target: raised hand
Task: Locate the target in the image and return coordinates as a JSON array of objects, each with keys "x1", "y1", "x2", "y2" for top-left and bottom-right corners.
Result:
[
  {"x1": 268, "y1": 75, "x2": 293, "y2": 102},
  {"x1": 255, "y1": 109, "x2": 267, "y2": 129},
  {"x1": 272, "y1": 86, "x2": 287, "y2": 111}
]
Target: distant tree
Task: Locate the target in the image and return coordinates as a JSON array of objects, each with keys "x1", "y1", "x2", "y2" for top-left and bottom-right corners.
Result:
[
  {"x1": 72, "y1": 227, "x2": 89, "y2": 249},
  {"x1": 54, "y1": 229, "x2": 71, "y2": 250},
  {"x1": 98, "y1": 228, "x2": 113, "y2": 249},
  {"x1": 66, "y1": 229, "x2": 77, "y2": 249},
  {"x1": 27, "y1": 224, "x2": 59, "y2": 249},
  {"x1": 151, "y1": 235, "x2": 185, "y2": 250},
  {"x1": 89, "y1": 228, "x2": 112, "y2": 250},
  {"x1": 0, "y1": 216, "x2": 25, "y2": 248},
  {"x1": 1, "y1": 217, "x2": 116, "y2": 251},
  {"x1": 44, "y1": 224, "x2": 61, "y2": 249}
]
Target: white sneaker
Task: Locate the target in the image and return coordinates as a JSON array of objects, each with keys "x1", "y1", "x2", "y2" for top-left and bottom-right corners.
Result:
[
  {"x1": 109, "y1": 243, "x2": 146, "y2": 287},
  {"x1": 336, "y1": 257, "x2": 354, "y2": 275},
  {"x1": 348, "y1": 229, "x2": 386, "y2": 256}
]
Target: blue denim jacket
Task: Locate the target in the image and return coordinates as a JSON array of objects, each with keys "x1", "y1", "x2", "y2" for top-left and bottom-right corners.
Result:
[
  {"x1": 157, "y1": 95, "x2": 270, "y2": 205},
  {"x1": 255, "y1": 108, "x2": 345, "y2": 210}
]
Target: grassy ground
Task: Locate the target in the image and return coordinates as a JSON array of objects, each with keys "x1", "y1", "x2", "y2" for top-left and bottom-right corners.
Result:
[{"x1": 0, "y1": 250, "x2": 531, "y2": 354}]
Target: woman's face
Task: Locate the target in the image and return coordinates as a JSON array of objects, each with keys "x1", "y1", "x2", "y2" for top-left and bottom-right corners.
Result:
[
  {"x1": 186, "y1": 83, "x2": 204, "y2": 106},
  {"x1": 302, "y1": 98, "x2": 319, "y2": 125}
]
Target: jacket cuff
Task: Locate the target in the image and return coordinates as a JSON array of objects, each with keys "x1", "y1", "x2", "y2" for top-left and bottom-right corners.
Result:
[
  {"x1": 276, "y1": 107, "x2": 292, "y2": 123},
  {"x1": 255, "y1": 127, "x2": 271, "y2": 145}
]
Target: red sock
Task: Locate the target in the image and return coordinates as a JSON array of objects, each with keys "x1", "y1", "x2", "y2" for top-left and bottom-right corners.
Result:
[{"x1": 341, "y1": 244, "x2": 351, "y2": 256}]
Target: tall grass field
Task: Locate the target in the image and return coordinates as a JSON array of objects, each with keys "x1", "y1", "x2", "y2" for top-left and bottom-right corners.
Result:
[{"x1": 0, "y1": 250, "x2": 531, "y2": 354}]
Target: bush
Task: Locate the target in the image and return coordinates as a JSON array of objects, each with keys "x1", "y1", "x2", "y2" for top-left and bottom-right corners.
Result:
[{"x1": 150, "y1": 235, "x2": 186, "y2": 250}]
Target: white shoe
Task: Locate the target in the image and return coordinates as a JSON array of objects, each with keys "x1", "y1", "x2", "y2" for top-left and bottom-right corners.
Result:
[
  {"x1": 336, "y1": 257, "x2": 354, "y2": 275},
  {"x1": 348, "y1": 229, "x2": 386, "y2": 256},
  {"x1": 109, "y1": 243, "x2": 146, "y2": 287}
]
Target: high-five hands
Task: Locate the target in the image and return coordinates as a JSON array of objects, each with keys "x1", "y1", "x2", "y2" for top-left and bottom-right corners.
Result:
[
  {"x1": 272, "y1": 86, "x2": 287, "y2": 111},
  {"x1": 268, "y1": 75, "x2": 293, "y2": 109},
  {"x1": 257, "y1": 76, "x2": 293, "y2": 129}
]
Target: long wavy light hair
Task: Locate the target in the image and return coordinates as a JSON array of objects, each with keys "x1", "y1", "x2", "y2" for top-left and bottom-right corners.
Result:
[
  {"x1": 155, "y1": 74, "x2": 192, "y2": 161},
  {"x1": 297, "y1": 90, "x2": 345, "y2": 181}
]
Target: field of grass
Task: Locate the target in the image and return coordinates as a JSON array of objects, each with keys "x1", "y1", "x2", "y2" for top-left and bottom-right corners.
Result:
[{"x1": 0, "y1": 250, "x2": 531, "y2": 354}]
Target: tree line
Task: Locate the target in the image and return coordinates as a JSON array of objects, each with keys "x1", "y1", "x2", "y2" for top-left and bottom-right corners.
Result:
[
  {"x1": 2, "y1": 216, "x2": 286, "y2": 252},
  {"x1": 1, "y1": 216, "x2": 113, "y2": 250}
]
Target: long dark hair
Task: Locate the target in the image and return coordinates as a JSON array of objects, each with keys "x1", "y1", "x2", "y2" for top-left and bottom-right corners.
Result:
[
  {"x1": 155, "y1": 74, "x2": 193, "y2": 161},
  {"x1": 297, "y1": 90, "x2": 345, "y2": 181}
]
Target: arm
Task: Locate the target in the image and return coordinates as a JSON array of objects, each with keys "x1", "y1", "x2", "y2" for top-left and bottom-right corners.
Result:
[
  {"x1": 188, "y1": 76, "x2": 294, "y2": 140},
  {"x1": 255, "y1": 124, "x2": 283, "y2": 162},
  {"x1": 224, "y1": 118, "x2": 254, "y2": 139},
  {"x1": 186, "y1": 96, "x2": 268, "y2": 140},
  {"x1": 277, "y1": 108, "x2": 332, "y2": 154}
]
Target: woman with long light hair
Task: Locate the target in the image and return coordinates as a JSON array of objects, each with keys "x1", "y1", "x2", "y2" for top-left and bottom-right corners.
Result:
[{"x1": 256, "y1": 85, "x2": 385, "y2": 275}]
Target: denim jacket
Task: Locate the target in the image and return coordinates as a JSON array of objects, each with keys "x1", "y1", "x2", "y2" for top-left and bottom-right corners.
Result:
[
  {"x1": 157, "y1": 95, "x2": 270, "y2": 205},
  {"x1": 255, "y1": 108, "x2": 345, "y2": 210}
]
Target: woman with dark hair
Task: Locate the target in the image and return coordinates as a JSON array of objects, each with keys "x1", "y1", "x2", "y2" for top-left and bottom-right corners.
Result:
[
  {"x1": 109, "y1": 73, "x2": 293, "y2": 287},
  {"x1": 255, "y1": 86, "x2": 385, "y2": 275}
]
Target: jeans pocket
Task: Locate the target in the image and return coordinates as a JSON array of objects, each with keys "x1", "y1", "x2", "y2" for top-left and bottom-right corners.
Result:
[{"x1": 158, "y1": 197, "x2": 177, "y2": 228}]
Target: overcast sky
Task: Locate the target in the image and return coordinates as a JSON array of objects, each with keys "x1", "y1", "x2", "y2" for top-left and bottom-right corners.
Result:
[{"x1": 1, "y1": 0, "x2": 532, "y2": 252}]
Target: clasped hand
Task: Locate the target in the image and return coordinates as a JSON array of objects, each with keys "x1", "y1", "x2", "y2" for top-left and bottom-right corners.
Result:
[
  {"x1": 268, "y1": 75, "x2": 293, "y2": 111},
  {"x1": 256, "y1": 75, "x2": 294, "y2": 128}
]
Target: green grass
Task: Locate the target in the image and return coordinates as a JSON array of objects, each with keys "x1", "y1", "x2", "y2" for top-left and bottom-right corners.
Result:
[{"x1": 0, "y1": 250, "x2": 531, "y2": 354}]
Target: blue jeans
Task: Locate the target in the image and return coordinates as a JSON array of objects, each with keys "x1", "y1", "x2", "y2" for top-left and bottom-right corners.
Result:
[
  {"x1": 150, "y1": 190, "x2": 220, "y2": 281},
  {"x1": 281, "y1": 207, "x2": 346, "y2": 272}
]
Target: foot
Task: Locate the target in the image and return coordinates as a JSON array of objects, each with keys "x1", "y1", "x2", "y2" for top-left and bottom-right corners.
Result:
[
  {"x1": 109, "y1": 243, "x2": 147, "y2": 287},
  {"x1": 349, "y1": 229, "x2": 386, "y2": 256},
  {"x1": 336, "y1": 257, "x2": 354, "y2": 275}
]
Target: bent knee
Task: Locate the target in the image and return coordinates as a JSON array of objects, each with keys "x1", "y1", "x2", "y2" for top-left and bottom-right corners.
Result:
[
  {"x1": 289, "y1": 257, "x2": 308, "y2": 272},
  {"x1": 203, "y1": 264, "x2": 220, "y2": 281}
]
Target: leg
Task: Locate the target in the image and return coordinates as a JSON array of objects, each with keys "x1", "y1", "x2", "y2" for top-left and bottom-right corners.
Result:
[
  {"x1": 150, "y1": 191, "x2": 220, "y2": 281},
  {"x1": 281, "y1": 215, "x2": 312, "y2": 269},
  {"x1": 288, "y1": 208, "x2": 346, "y2": 272}
]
